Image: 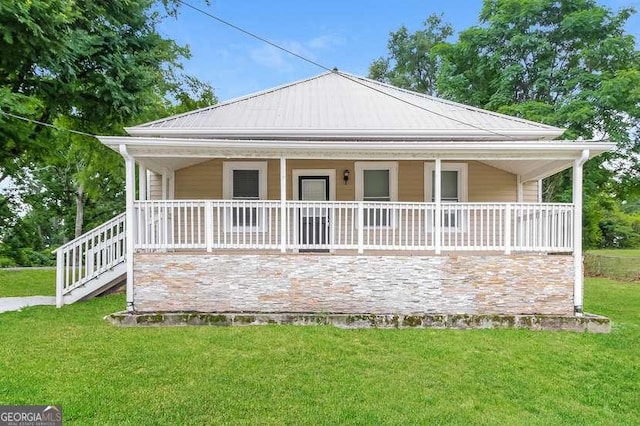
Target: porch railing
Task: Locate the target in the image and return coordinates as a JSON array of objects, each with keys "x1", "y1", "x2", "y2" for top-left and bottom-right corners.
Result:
[
  {"x1": 133, "y1": 200, "x2": 574, "y2": 254},
  {"x1": 54, "y1": 212, "x2": 126, "y2": 298}
]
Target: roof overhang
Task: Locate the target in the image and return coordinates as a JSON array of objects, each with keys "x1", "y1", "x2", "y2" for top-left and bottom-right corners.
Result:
[
  {"x1": 124, "y1": 127, "x2": 563, "y2": 141},
  {"x1": 99, "y1": 136, "x2": 615, "y2": 182}
]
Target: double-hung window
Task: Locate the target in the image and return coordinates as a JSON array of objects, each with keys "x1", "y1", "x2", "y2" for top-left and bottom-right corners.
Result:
[
  {"x1": 424, "y1": 162, "x2": 468, "y2": 229},
  {"x1": 355, "y1": 162, "x2": 398, "y2": 227},
  {"x1": 223, "y1": 162, "x2": 268, "y2": 229}
]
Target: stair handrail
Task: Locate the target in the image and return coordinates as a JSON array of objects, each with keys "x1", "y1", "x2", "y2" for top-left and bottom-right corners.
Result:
[{"x1": 55, "y1": 212, "x2": 126, "y2": 307}]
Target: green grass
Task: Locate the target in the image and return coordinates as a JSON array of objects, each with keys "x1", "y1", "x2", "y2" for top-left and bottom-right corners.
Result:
[
  {"x1": 586, "y1": 249, "x2": 640, "y2": 257},
  {"x1": 0, "y1": 277, "x2": 638, "y2": 424},
  {"x1": 0, "y1": 268, "x2": 55, "y2": 297}
]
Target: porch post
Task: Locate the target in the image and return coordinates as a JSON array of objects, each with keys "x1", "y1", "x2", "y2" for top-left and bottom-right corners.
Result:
[
  {"x1": 434, "y1": 158, "x2": 442, "y2": 254},
  {"x1": 280, "y1": 157, "x2": 287, "y2": 253},
  {"x1": 169, "y1": 170, "x2": 175, "y2": 200},
  {"x1": 573, "y1": 149, "x2": 589, "y2": 314},
  {"x1": 119, "y1": 145, "x2": 135, "y2": 312},
  {"x1": 537, "y1": 179, "x2": 543, "y2": 203},
  {"x1": 138, "y1": 165, "x2": 147, "y2": 201},
  {"x1": 516, "y1": 175, "x2": 523, "y2": 202},
  {"x1": 161, "y1": 170, "x2": 168, "y2": 199}
]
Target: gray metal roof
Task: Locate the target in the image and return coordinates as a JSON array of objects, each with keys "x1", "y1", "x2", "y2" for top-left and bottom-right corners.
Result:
[{"x1": 127, "y1": 71, "x2": 564, "y2": 140}]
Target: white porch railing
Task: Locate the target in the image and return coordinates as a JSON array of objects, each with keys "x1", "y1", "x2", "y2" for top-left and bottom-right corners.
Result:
[
  {"x1": 134, "y1": 201, "x2": 574, "y2": 253},
  {"x1": 55, "y1": 212, "x2": 126, "y2": 301}
]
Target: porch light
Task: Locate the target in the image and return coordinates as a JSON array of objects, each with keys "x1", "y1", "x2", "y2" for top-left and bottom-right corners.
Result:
[{"x1": 343, "y1": 169, "x2": 350, "y2": 185}]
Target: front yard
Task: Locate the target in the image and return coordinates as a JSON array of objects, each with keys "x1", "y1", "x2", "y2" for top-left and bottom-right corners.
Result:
[{"x1": 0, "y1": 270, "x2": 638, "y2": 424}]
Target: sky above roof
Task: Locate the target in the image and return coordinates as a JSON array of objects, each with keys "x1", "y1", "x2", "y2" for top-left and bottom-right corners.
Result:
[{"x1": 158, "y1": 0, "x2": 640, "y2": 102}]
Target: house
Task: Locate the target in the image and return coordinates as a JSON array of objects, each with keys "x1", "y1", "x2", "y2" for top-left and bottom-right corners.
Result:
[{"x1": 55, "y1": 70, "x2": 614, "y2": 323}]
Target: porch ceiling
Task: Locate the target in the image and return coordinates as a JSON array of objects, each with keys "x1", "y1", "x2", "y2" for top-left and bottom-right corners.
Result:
[{"x1": 100, "y1": 136, "x2": 614, "y2": 181}]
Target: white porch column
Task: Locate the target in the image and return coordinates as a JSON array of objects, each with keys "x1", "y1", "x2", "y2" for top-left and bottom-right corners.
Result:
[
  {"x1": 161, "y1": 170, "x2": 168, "y2": 200},
  {"x1": 138, "y1": 165, "x2": 147, "y2": 201},
  {"x1": 119, "y1": 145, "x2": 136, "y2": 312},
  {"x1": 434, "y1": 158, "x2": 442, "y2": 254},
  {"x1": 169, "y1": 170, "x2": 175, "y2": 200},
  {"x1": 280, "y1": 157, "x2": 287, "y2": 253},
  {"x1": 537, "y1": 179, "x2": 543, "y2": 203},
  {"x1": 573, "y1": 149, "x2": 589, "y2": 314},
  {"x1": 516, "y1": 175, "x2": 524, "y2": 202}
]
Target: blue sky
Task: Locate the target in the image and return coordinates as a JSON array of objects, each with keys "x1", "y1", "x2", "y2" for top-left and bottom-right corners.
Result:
[{"x1": 158, "y1": 0, "x2": 640, "y2": 101}]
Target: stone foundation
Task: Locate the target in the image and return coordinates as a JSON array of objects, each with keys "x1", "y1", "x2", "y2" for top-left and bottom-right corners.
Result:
[
  {"x1": 133, "y1": 252, "x2": 574, "y2": 315},
  {"x1": 105, "y1": 311, "x2": 610, "y2": 333}
]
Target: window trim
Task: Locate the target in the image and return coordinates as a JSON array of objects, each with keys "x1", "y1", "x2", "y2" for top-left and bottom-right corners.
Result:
[
  {"x1": 424, "y1": 162, "x2": 468, "y2": 203},
  {"x1": 355, "y1": 161, "x2": 398, "y2": 228},
  {"x1": 223, "y1": 161, "x2": 268, "y2": 231},
  {"x1": 424, "y1": 162, "x2": 468, "y2": 232}
]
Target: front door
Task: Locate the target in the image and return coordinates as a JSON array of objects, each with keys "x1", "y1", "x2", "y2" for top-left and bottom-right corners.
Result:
[{"x1": 298, "y1": 176, "x2": 330, "y2": 250}]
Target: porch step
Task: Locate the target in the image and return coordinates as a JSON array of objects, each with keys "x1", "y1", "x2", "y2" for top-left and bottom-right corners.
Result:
[{"x1": 62, "y1": 263, "x2": 126, "y2": 305}]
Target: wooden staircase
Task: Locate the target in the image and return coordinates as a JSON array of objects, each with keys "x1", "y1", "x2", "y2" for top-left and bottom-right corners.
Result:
[{"x1": 55, "y1": 213, "x2": 126, "y2": 307}]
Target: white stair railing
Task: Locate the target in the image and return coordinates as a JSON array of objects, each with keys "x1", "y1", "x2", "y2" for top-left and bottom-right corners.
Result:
[{"x1": 55, "y1": 213, "x2": 126, "y2": 306}]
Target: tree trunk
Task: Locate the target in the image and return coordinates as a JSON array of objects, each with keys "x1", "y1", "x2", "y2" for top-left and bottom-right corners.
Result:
[{"x1": 74, "y1": 186, "x2": 84, "y2": 238}]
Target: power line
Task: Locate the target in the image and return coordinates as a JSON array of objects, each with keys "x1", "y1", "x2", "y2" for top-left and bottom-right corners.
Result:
[
  {"x1": 176, "y1": 0, "x2": 516, "y2": 139},
  {"x1": 176, "y1": 0, "x2": 332, "y2": 72},
  {"x1": 0, "y1": 110, "x2": 97, "y2": 139}
]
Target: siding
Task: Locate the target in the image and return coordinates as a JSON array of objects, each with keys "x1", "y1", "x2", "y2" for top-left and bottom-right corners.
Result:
[
  {"x1": 522, "y1": 181, "x2": 539, "y2": 203},
  {"x1": 148, "y1": 171, "x2": 163, "y2": 200},
  {"x1": 172, "y1": 159, "x2": 522, "y2": 202}
]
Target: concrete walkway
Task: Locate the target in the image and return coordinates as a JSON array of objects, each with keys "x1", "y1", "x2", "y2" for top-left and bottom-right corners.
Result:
[{"x1": 0, "y1": 296, "x2": 56, "y2": 313}]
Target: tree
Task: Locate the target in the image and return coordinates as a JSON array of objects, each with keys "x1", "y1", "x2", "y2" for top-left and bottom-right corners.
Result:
[
  {"x1": 0, "y1": 0, "x2": 217, "y2": 262},
  {"x1": 369, "y1": 14, "x2": 453, "y2": 96},
  {"x1": 370, "y1": 0, "x2": 640, "y2": 247}
]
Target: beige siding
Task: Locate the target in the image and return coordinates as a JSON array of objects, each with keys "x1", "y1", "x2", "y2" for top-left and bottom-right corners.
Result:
[
  {"x1": 172, "y1": 158, "x2": 522, "y2": 202},
  {"x1": 522, "y1": 181, "x2": 539, "y2": 203},
  {"x1": 148, "y1": 171, "x2": 163, "y2": 200},
  {"x1": 467, "y1": 161, "x2": 516, "y2": 202}
]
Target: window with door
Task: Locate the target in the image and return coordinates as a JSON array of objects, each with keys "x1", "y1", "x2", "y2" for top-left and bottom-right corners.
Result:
[
  {"x1": 355, "y1": 162, "x2": 398, "y2": 227},
  {"x1": 223, "y1": 162, "x2": 268, "y2": 229},
  {"x1": 424, "y1": 162, "x2": 468, "y2": 229}
]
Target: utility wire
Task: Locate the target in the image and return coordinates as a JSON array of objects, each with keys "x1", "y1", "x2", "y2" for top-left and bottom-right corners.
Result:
[
  {"x1": 0, "y1": 110, "x2": 97, "y2": 138},
  {"x1": 176, "y1": 0, "x2": 332, "y2": 72},
  {"x1": 176, "y1": 0, "x2": 517, "y2": 140}
]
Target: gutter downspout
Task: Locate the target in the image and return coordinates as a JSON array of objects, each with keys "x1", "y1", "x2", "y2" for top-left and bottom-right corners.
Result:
[
  {"x1": 119, "y1": 145, "x2": 136, "y2": 312},
  {"x1": 573, "y1": 149, "x2": 589, "y2": 315}
]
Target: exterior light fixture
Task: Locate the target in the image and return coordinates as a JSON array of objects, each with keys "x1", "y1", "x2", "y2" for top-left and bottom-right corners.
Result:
[{"x1": 343, "y1": 169, "x2": 350, "y2": 185}]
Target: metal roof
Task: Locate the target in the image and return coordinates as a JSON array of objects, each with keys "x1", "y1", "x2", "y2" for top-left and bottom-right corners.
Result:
[{"x1": 127, "y1": 70, "x2": 564, "y2": 141}]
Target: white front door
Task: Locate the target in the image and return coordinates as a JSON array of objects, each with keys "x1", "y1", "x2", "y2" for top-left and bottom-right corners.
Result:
[{"x1": 298, "y1": 176, "x2": 330, "y2": 249}]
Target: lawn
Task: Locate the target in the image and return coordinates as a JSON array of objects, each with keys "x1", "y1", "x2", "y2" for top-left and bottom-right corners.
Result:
[
  {"x1": 586, "y1": 249, "x2": 640, "y2": 257},
  {"x1": 0, "y1": 268, "x2": 55, "y2": 297},
  {"x1": 0, "y1": 273, "x2": 638, "y2": 425}
]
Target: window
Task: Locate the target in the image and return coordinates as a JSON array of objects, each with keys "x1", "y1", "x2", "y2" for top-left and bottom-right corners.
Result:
[
  {"x1": 424, "y1": 162, "x2": 468, "y2": 229},
  {"x1": 355, "y1": 162, "x2": 398, "y2": 227},
  {"x1": 223, "y1": 162, "x2": 268, "y2": 228}
]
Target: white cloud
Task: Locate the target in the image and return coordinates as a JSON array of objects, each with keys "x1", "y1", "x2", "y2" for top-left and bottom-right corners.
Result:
[{"x1": 248, "y1": 34, "x2": 344, "y2": 71}]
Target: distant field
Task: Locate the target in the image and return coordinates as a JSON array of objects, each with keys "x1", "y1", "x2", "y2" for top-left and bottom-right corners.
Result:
[
  {"x1": 0, "y1": 269, "x2": 55, "y2": 297},
  {"x1": 584, "y1": 250, "x2": 640, "y2": 281},
  {"x1": 586, "y1": 249, "x2": 640, "y2": 257}
]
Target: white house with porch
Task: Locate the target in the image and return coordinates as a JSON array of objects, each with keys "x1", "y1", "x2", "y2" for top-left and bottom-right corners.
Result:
[{"x1": 55, "y1": 70, "x2": 614, "y2": 318}]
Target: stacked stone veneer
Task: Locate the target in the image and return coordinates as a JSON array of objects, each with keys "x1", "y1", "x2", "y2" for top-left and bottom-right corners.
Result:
[{"x1": 133, "y1": 253, "x2": 575, "y2": 315}]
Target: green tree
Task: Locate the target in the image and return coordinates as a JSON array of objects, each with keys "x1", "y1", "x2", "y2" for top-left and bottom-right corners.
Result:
[
  {"x1": 370, "y1": 0, "x2": 640, "y2": 247},
  {"x1": 369, "y1": 14, "x2": 453, "y2": 96},
  {"x1": 0, "y1": 0, "x2": 217, "y2": 262}
]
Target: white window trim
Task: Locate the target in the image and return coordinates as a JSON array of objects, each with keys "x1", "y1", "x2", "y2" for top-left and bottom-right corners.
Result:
[
  {"x1": 223, "y1": 161, "x2": 268, "y2": 200},
  {"x1": 292, "y1": 169, "x2": 336, "y2": 201},
  {"x1": 424, "y1": 162, "x2": 468, "y2": 203},
  {"x1": 355, "y1": 161, "x2": 398, "y2": 229},
  {"x1": 355, "y1": 161, "x2": 398, "y2": 201},
  {"x1": 223, "y1": 161, "x2": 268, "y2": 231},
  {"x1": 424, "y1": 162, "x2": 468, "y2": 232}
]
